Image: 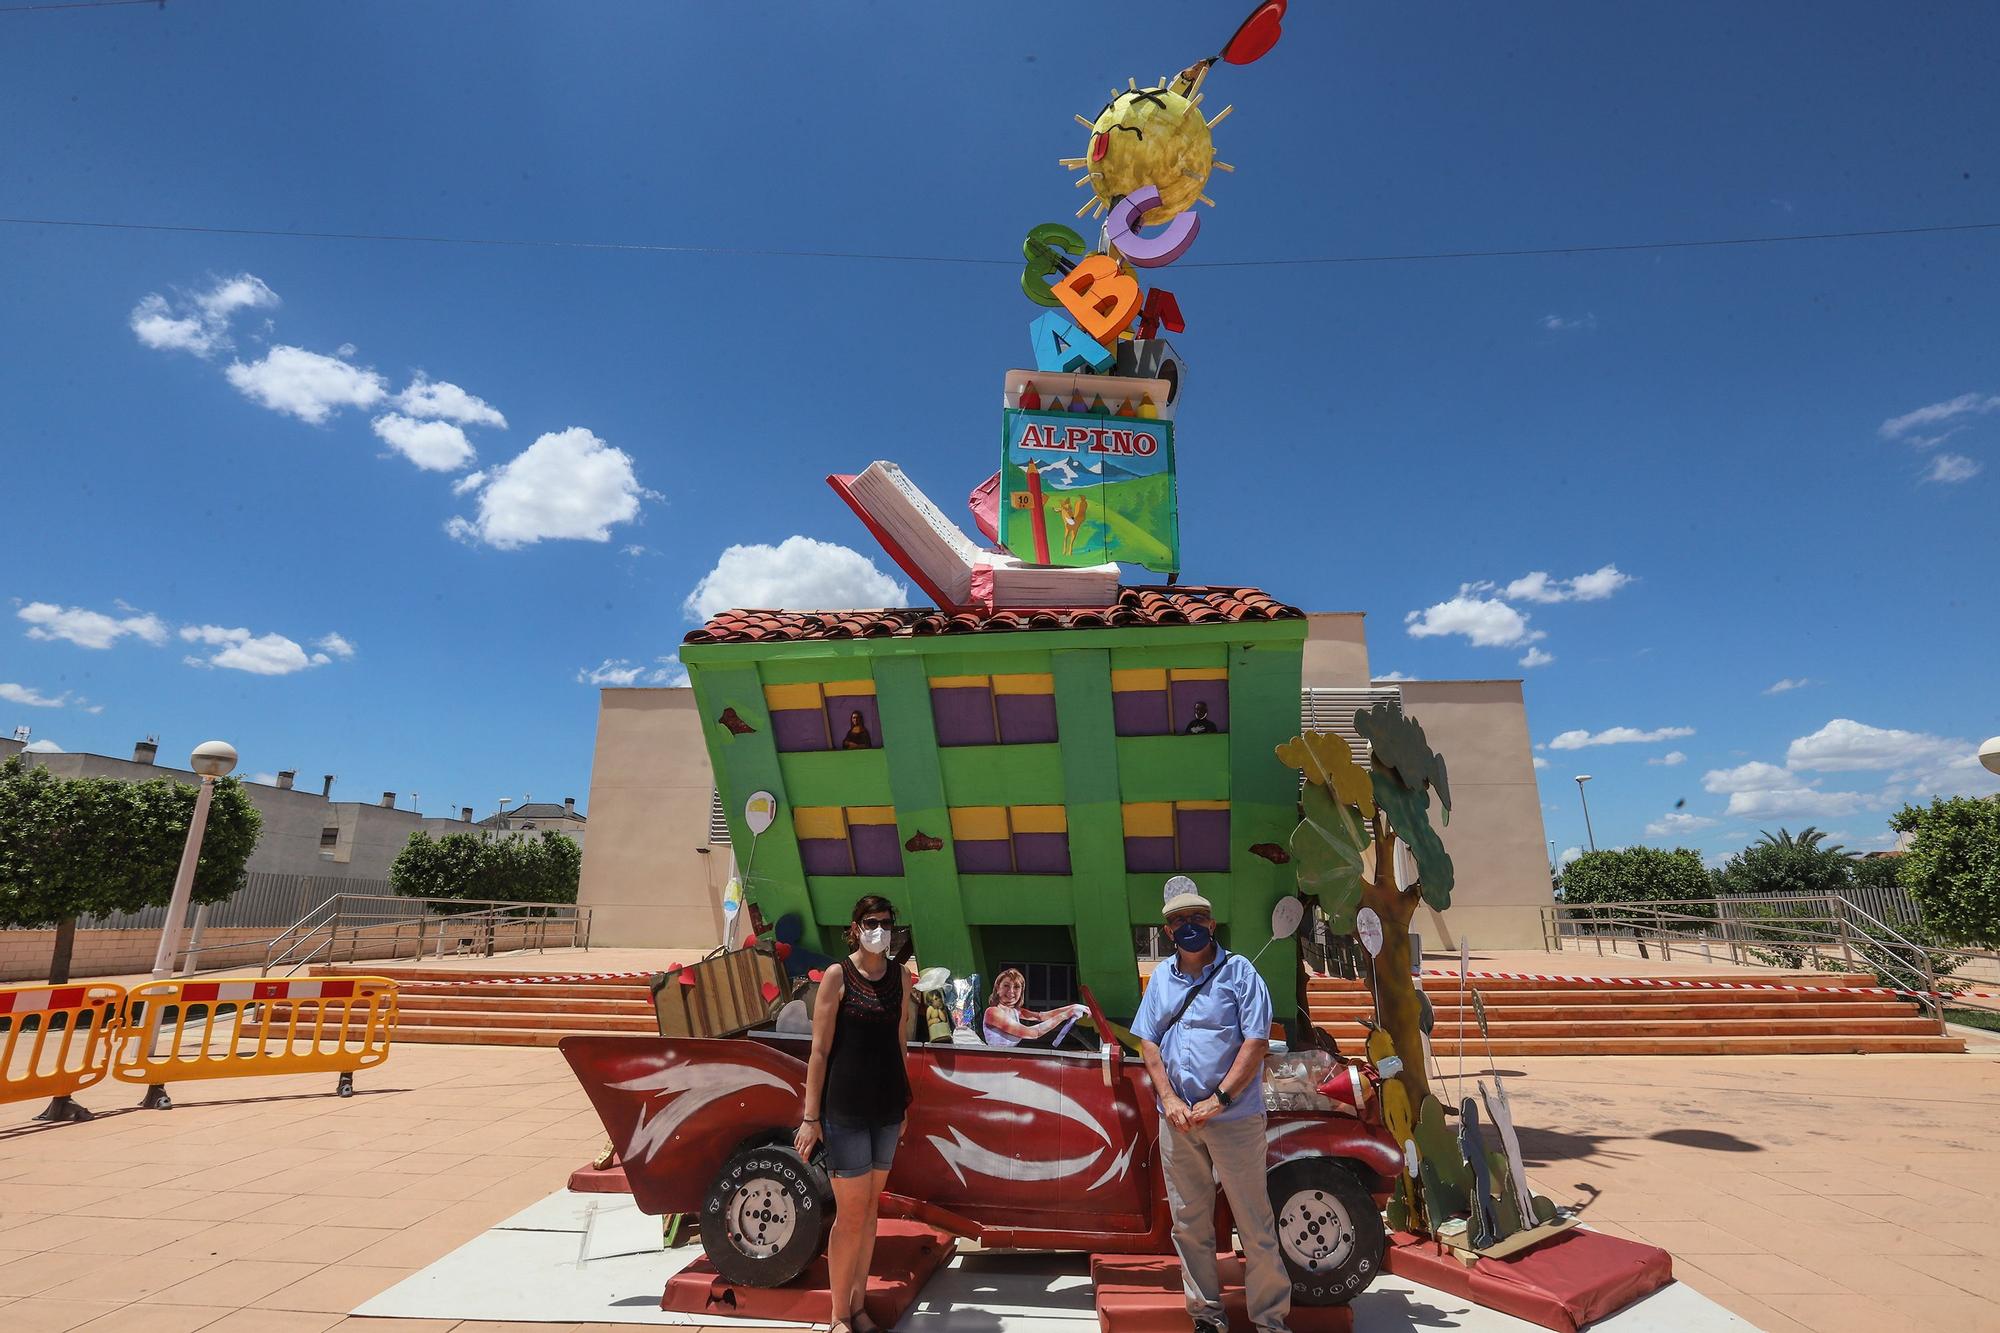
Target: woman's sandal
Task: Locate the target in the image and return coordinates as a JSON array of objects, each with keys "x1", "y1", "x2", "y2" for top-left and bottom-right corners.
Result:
[{"x1": 853, "y1": 1315, "x2": 883, "y2": 1333}]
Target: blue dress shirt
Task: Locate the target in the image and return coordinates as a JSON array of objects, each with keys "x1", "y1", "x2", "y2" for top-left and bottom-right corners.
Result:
[{"x1": 1129, "y1": 947, "x2": 1272, "y2": 1124}]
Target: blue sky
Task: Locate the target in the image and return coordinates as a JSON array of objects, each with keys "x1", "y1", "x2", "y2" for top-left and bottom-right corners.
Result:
[{"x1": 2, "y1": 1, "x2": 1995, "y2": 862}]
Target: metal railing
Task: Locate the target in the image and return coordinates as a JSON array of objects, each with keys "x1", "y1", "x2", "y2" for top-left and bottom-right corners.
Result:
[
  {"x1": 1539, "y1": 894, "x2": 2000, "y2": 1032},
  {"x1": 167, "y1": 894, "x2": 591, "y2": 977}
]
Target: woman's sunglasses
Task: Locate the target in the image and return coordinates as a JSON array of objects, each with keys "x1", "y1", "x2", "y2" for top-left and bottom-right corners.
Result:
[{"x1": 859, "y1": 915, "x2": 896, "y2": 930}]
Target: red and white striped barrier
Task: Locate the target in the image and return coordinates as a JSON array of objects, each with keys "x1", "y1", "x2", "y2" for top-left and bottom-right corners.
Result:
[{"x1": 0, "y1": 985, "x2": 103, "y2": 1015}]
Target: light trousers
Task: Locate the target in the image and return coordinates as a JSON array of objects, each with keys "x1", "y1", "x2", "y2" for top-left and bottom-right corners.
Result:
[{"x1": 1158, "y1": 1111, "x2": 1292, "y2": 1333}]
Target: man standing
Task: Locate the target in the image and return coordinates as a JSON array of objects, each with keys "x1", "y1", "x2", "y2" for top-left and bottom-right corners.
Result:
[{"x1": 1131, "y1": 878, "x2": 1289, "y2": 1333}]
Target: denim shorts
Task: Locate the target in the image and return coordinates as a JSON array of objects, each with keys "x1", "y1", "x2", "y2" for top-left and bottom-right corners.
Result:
[{"x1": 823, "y1": 1118, "x2": 902, "y2": 1178}]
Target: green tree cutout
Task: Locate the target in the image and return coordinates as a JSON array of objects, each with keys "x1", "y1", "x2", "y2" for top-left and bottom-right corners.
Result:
[
  {"x1": 0, "y1": 757, "x2": 262, "y2": 983},
  {"x1": 1277, "y1": 701, "x2": 1454, "y2": 1110}
]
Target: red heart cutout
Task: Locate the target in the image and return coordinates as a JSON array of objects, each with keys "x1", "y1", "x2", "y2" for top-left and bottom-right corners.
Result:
[
  {"x1": 761, "y1": 981, "x2": 781, "y2": 1002},
  {"x1": 808, "y1": 968, "x2": 825, "y2": 982},
  {"x1": 679, "y1": 971, "x2": 698, "y2": 987},
  {"x1": 1222, "y1": 0, "x2": 1286, "y2": 65},
  {"x1": 664, "y1": 962, "x2": 682, "y2": 973},
  {"x1": 774, "y1": 941, "x2": 792, "y2": 961}
]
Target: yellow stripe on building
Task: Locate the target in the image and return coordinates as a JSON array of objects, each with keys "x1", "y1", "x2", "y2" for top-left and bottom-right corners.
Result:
[
  {"x1": 793, "y1": 806, "x2": 848, "y2": 840},
  {"x1": 990, "y1": 673, "x2": 1056, "y2": 696},
  {"x1": 930, "y1": 675, "x2": 992, "y2": 690},
  {"x1": 950, "y1": 806, "x2": 1011, "y2": 841},
  {"x1": 1111, "y1": 668, "x2": 1167, "y2": 692},
  {"x1": 1168, "y1": 667, "x2": 1228, "y2": 682},
  {"x1": 822, "y1": 679, "x2": 876, "y2": 697},
  {"x1": 845, "y1": 805, "x2": 898, "y2": 826},
  {"x1": 1121, "y1": 802, "x2": 1175, "y2": 838},
  {"x1": 1174, "y1": 800, "x2": 1230, "y2": 813},
  {"x1": 1010, "y1": 804, "x2": 1068, "y2": 834},
  {"x1": 763, "y1": 682, "x2": 824, "y2": 711}
]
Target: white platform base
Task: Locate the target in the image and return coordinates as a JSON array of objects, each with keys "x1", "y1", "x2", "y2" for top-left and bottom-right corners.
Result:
[{"x1": 355, "y1": 1190, "x2": 1759, "y2": 1332}]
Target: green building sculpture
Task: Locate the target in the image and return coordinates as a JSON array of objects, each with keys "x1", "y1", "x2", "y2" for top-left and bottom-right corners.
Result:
[{"x1": 680, "y1": 588, "x2": 1307, "y2": 1020}]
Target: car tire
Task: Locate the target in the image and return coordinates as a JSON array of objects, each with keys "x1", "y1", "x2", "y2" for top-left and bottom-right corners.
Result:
[
  {"x1": 699, "y1": 1142, "x2": 833, "y2": 1287},
  {"x1": 1266, "y1": 1156, "x2": 1384, "y2": 1305}
]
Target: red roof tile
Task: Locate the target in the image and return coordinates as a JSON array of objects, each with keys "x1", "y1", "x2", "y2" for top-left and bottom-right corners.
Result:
[{"x1": 684, "y1": 587, "x2": 1302, "y2": 646}]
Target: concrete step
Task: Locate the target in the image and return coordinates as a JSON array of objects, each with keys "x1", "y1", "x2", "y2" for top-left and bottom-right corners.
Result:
[
  {"x1": 314, "y1": 964, "x2": 653, "y2": 987},
  {"x1": 395, "y1": 993, "x2": 654, "y2": 1016},
  {"x1": 1308, "y1": 985, "x2": 1904, "y2": 1007},
  {"x1": 1307, "y1": 973, "x2": 1883, "y2": 993},
  {"x1": 1313, "y1": 1015, "x2": 1943, "y2": 1039},
  {"x1": 274, "y1": 1003, "x2": 652, "y2": 1034},
  {"x1": 1308, "y1": 1001, "x2": 1921, "y2": 1023},
  {"x1": 1326, "y1": 1034, "x2": 1966, "y2": 1056}
]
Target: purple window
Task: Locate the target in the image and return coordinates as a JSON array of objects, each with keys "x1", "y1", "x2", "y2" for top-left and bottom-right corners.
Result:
[
  {"x1": 1170, "y1": 680, "x2": 1229, "y2": 734},
  {"x1": 850, "y1": 825, "x2": 905, "y2": 877},
  {"x1": 825, "y1": 694, "x2": 883, "y2": 750},
  {"x1": 1124, "y1": 837, "x2": 1178, "y2": 873},
  {"x1": 770, "y1": 709, "x2": 829, "y2": 752},
  {"x1": 954, "y1": 839, "x2": 1014, "y2": 874},
  {"x1": 1113, "y1": 690, "x2": 1171, "y2": 737},
  {"x1": 1177, "y1": 808, "x2": 1231, "y2": 873},
  {"x1": 799, "y1": 839, "x2": 853, "y2": 876},
  {"x1": 995, "y1": 693, "x2": 1059, "y2": 744},
  {"x1": 932, "y1": 686, "x2": 997, "y2": 747},
  {"x1": 1013, "y1": 832, "x2": 1071, "y2": 875}
]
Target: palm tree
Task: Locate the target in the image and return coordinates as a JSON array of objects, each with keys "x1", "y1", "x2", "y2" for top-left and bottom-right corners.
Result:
[{"x1": 1755, "y1": 826, "x2": 1847, "y2": 857}]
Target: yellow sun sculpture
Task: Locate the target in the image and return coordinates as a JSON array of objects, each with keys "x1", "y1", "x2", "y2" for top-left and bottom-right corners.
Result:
[{"x1": 1061, "y1": 65, "x2": 1235, "y2": 225}]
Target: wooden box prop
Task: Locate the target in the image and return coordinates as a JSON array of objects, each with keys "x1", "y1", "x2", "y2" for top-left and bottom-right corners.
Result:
[
  {"x1": 650, "y1": 947, "x2": 788, "y2": 1039},
  {"x1": 998, "y1": 371, "x2": 1180, "y2": 573}
]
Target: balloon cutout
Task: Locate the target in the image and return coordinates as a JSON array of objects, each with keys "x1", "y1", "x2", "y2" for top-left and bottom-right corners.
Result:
[
  {"x1": 744, "y1": 791, "x2": 777, "y2": 836},
  {"x1": 1356, "y1": 906, "x2": 1385, "y2": 958},
  {"x1": 1270, "y1": 895, "x2": 1305, "y2": 940},
  {"x1": 1220, "y1": 0, "x2": 1287, "y2": 65}
]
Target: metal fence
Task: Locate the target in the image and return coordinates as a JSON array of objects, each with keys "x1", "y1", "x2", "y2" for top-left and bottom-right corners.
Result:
[{"x1": 75, "y1": 872, "x2": 393, "y2": 933}]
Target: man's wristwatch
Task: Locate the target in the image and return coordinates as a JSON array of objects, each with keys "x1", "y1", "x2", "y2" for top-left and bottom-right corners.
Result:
[{"x1": 1214, "y1": 1087, "x2": 1232, "y2": 1108}]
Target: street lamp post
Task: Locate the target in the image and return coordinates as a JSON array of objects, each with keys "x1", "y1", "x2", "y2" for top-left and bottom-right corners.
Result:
[
  {"x1": 1981, "y1": 737, "x2": 2000, "y2": 777},
  {"x1": 150, "y1": 740, "x2": 237, "y2": 980},
  {"x1": 1574, "y1": 774, "x2": 1597, "y2": 852}
]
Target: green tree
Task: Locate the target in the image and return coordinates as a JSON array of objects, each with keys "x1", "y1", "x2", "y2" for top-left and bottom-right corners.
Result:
[
  {"x1": 0, "y1": 757, "x2": 261, "y2": 983},
  {"x1": 1890, "y1": 797, "x2": 2000, "y2": 948},
  {"x1": 1556, "y1": 846, "x2": 1713, "y2": 905},
  {"x1": 390, "y1": 829, "x2": 581, "y2": 906},
  {"x1": 1850, "y1": 854, "x2": 1904, "y2": 891},
  {"x1": 1714, "y1": 826, "x2": 1855, "y2": 898}
]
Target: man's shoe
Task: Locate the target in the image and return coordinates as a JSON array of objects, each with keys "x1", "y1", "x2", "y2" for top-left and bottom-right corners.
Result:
[{"x1": 1194, "y1": 1320, "x2": 1225, "y2": 1333}]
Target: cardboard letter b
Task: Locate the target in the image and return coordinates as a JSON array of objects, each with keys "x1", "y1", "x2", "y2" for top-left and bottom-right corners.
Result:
[{"x1": 1052, "y1": 255, "x2": 1141, "y2": 348}]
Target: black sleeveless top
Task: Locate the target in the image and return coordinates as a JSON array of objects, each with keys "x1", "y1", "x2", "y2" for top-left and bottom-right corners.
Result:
[{"x1": 823, "y1": 958, "x2": 911, "y2": 1127}]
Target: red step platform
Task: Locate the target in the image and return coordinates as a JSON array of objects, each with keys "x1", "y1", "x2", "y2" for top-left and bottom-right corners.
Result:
[
  {"x1": 567, "y1": 1158, "x2": 633, "y2": 1194},
  {"x1": 1091, "y1": 1255, "x2": 1354, "y2": 1333},
  {"x1": 662, "y1": 1220, "x2": 957, "y2": 1327},
  {"x1": 1383, "y1": 1229, "x2": 1673, "y2": 1333}
]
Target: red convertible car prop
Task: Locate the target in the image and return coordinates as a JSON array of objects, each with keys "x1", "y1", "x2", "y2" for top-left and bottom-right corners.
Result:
[{"x1": 560, "y1": 993, "x2": 1402, "y2": 1306}]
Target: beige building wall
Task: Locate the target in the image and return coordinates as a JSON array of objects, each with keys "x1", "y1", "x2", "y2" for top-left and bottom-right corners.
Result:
[
  {"x1": 1301, "y1": 613, "x2": 1372, "y2": 687},
  {"x1": 575, "y1": 688, "x2": 731, "y2": 948},
  {"x1": 1395, "y1": 680, "x2": 1553, "y2": 949}
]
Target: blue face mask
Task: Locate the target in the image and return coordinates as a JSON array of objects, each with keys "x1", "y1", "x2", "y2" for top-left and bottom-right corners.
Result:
[{"x1": 1170, "y1": 919, "x2": 1213, "y2": 953}]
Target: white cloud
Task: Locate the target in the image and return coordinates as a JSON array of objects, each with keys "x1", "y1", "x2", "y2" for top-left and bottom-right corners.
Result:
[
  {"x1": 1548, "y1": 725, "x2": 1695, "y2": 750},
  {"x1": 1532, "y1": 755, "x2": 1549, "y2": 770},
  {"x1": 1540, "y1": 313, "x2": 1597, "y2": 332},
  {"x1": 225, "y1": 345, "x2": 387, "y2": 424},
  {"x1": 337, "y1": 343, "x2": 358, "y2": 358},
  {"x1": 1519, "y1": 647, "x2": 1555, "y2": 668},
  {"x1": 447, "y1": 428, "x2": 649, "y2": 550},
  {"x1": 1764, "y1": 677, "x2": 1812, "y2": 695},
  {"x1": 371, "y1": 414, "x2": 476, "y2": 471},
  {"x1": 683, "y1": 536, "x2": 908, "y2": 622},
  {"x1": 1405, "y1": 591, "x2": 1543, "y2": 648},
  {"x1": 1879, "y1": 392, "x2": 2000, "y2": 442},
  {"x1": 314, "y1": 632, "x2": 356, "y2": 660},
  {"x1": 1503, "y1": 564, "x2": 1632, "y2": 604},
  {"x1": 23, "y1": 739, "x2": 63, "y2": 754},
  {"x1": 248, "y1": 772, "x2": 281, "y2": 786},
  {"x1": 577, "y1": 653, "x2": 689, "y2": 688},
  {"x1": 1720, "y1": 785, "x2": 1872, "y2": 822},
  {"x1": 451, "y1": 470, "x2": 487, "y2": 496},
  {"x1": 1702, "y1": 761, "x2": 1796, "y2": 794},
  {"x1": 1, "y1": 682, "x2": 67, "y2": 708},
  {"x1": 1558, "y1": 846, "x2": 1583, "y2": 867},
  {"x1": 1374, "y1": 671, "x2": 1419, "y2": 681},
  {"x1": 1645, "y1": 811, "x2": 1717, "y2": 838},
  {"x1": 1922, "y1": 452, "x2": 1983, "y2": 484},
  {"x1": 622, "y1": 544, "x2": 648, "y2": 558},
  {"x1": 394, "y1": 373, "x2": 507, "y2": 429},
  {"x1": 129, "y1": 273, "x2": 279, "y2": 358},
  {"x1": 179, "y1": 625, "x2": 334, "y2": 676},
  {"x1": 1786, "y1": 719, "x2": 1971, "y2": 775},
  {"x1": 19, "y1": 601, "x2": 169, "y2": 650},
  {"x1": 1647, "y1": 750, "x2": 1688, "y2": 767}
]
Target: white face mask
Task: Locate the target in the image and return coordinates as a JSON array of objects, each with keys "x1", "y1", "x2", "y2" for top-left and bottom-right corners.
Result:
[{"x1": 858, "y1": 926, "x2": 892, "y2": 954}]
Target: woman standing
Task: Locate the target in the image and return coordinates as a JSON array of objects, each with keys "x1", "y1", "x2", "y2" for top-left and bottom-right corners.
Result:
[
  {"x1": 795, "y1": 896, "x2": 911, "y2": 1333},
  {"x1": 981, "y1": 968, "x2": 1086, "y2": 1048}
]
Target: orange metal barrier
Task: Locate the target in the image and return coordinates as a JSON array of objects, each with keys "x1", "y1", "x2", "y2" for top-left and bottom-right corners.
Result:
[
  {"x1": 113, "y1": 975, "x2": 397, "y2": 1107},
  {"x1": 0, "y1": 983, "x2": 122, "y2": 1118}
]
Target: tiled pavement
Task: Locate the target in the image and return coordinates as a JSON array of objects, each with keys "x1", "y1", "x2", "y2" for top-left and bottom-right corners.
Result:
[{"x1": 3, "y1": 1040, "x2": 1998, "y2": 1332}]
